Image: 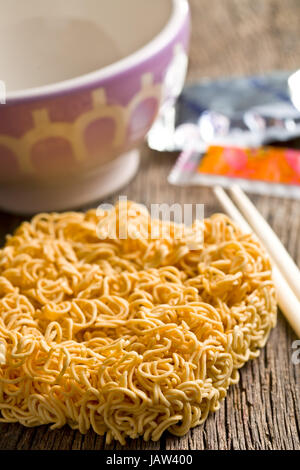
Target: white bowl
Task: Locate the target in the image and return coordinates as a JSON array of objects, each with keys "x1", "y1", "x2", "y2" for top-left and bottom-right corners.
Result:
[{"x1": 0, "y1": 0, "x2": 190, "y2": 214}]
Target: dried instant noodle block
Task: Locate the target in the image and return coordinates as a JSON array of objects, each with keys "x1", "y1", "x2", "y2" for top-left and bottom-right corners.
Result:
[{"x1": 0, "y1": 201, "x2": 277, "y2": 444}]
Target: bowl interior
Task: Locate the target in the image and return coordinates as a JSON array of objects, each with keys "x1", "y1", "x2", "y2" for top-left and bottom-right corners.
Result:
[{"x1": 1, "y1": 0, "x2": 173, "y2": 92}]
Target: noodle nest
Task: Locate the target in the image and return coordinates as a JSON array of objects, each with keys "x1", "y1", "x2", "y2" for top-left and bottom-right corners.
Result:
[{"x1": 0, "y1": 200, "x2": 277, "y2": 444}]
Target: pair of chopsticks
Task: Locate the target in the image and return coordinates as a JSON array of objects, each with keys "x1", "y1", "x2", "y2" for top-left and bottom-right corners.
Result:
[{"x1": 213, "y1": 185, "x2": 300, "y2": 338}]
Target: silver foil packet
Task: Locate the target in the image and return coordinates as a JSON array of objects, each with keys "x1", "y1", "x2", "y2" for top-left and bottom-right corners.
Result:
[{"x1": 148, "y1": 71, "x2": 300, "y2": 152}]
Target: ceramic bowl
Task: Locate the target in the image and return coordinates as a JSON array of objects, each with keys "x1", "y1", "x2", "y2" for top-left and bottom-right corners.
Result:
[{"x1": 0, "y1": 0, "x2": 190, "y2": 214}]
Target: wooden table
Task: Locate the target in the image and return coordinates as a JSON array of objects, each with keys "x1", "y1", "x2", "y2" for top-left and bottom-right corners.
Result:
[{"x1": 0, "y1": 0, "x2": 299, "y2": 450}]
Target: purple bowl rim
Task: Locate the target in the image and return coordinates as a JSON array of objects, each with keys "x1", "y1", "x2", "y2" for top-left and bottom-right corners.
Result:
[{"x1": 5, "y1": 0, "x2": 190, "y2": 104}]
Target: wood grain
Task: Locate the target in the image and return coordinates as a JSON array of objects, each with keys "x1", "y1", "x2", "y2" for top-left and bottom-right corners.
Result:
[{"x1": 0, "y1": 0, "x2": 299, "y2": 450}]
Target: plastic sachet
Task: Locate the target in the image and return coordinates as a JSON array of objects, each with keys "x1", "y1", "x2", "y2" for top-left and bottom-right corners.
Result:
[
  {"x1": 168, "y1": 144, "x2": 300, "y2": 199},
  {"x1": 148, "y1": 71, "x2": 300, "y2": 152},
  {"x1": 147, "y1": 71, "x2": 300, "y2": 198}
]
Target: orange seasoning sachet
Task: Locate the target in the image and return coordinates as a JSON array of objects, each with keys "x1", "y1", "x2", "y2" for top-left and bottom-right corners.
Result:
[
  {"x1": 198, "y1": 145, "x2": 300, "y2": 185},
  {"x1": 168, "y1": 145, "x2": 300, "y2": 198}
]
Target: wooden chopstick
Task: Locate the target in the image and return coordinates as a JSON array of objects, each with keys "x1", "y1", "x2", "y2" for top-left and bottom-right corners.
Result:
[
  {"x1": 229, "y1": 184, "x2": 300, "y2": 302},
  {"x1": 213, "y1": 185, "x2": 300, "y2": 338}
]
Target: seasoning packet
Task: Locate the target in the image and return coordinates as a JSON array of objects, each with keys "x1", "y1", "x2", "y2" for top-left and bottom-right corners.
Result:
[
  {"x1": 168, "y1": 145, "x2": 300, "y2": 199},
  {"x1": 148, "y1": 71, "x2": 300, "y2": 153}
]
